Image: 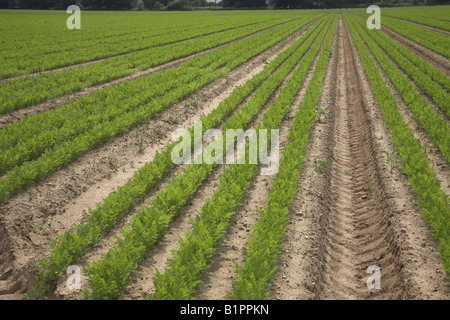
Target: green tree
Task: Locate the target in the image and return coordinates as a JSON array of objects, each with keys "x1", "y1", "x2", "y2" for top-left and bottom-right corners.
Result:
[
  {"x1": 240, "y1": 0, "x2": 266, "y2": 7},
  {"x1": 0, "y1": 0, "x2": 11, "y2": 8},
  {"x1": 136, "y1": 0, "x2": 145, "y2": 8},
  {"x1": 54, "y1": 0, "x2": 76, "y2": 8},
  {"x1": 166, "y1": 0, "x2": 187, "y2": 9}
]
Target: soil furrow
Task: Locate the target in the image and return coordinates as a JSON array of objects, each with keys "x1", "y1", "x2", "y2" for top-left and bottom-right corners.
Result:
[
  {"x1": 0, "y1": 18, "x2": 313, "y2": 129},
  {"x1": 268, "y1": 16, "x2": 341, "y2": 301},
  {"x1": 345, "y1": 17, "x2": 450, "y2": 299},
  {"x1": 197, "y1": 20, "x2": 329, "y2": 300},
  {"x1": 118, "y1": 20, "x2": 329, "y2": 299},
  {"x1": 117, "y1": 32, "x2": 315, "y2": 299},
  {"x1": 196, "y1": 21, "x2": 330, "y2": 300},
  {"x1": 381, "y1": 26, "x2": 450, "y2": 77},
  {"x1": 357, "y1": 23, "x2": 450, "y2": 198},
  {"x1": 52, "y1": 45, "x2": 284, "y2": 299},
  {"x1": 314, "y1": 17, "x2": 405, "y2": 300},
  {"x1": 0, "y1": 23, "x2": 314, "y2": 299},
  {"x1": 99, "y1": 36, "x2": 305, "y2": 299}
]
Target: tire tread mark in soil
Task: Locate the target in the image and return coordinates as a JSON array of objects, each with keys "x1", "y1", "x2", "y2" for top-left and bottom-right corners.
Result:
[{"x1": 314, "y1": 18, "x2": 405, "y2": 300}]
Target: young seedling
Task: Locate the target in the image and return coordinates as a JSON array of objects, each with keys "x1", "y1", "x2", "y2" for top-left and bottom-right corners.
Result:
[
  {"x1": 138, "y1": 137, "x2": 145, "y2": 153},
  {"x1": 31, "y1": 224, "x2": 42, "y2": 231},
  {"x1": 42, "y1": 204, "x2": 50, "y2": 214},
  {"x1": 314, "y1": 160, "x2": 328, "y2": 173},
  {"x1": 387, "y1": 152, "x2": 400, "y2": 173},
  {"x1": 315, "y1": 107, "x2": 329, "y2": 122},
  {"x1": 108, "y1": 156, "x2": 118, "y2": 169},
  {"x1": 191, "y1": 99, "x2": 199, "y2": 107}
]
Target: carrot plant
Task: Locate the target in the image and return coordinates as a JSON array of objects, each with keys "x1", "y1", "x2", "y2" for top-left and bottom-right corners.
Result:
[
  {"x1": 349, "y1": 14, "x2": 449, "y2": 165},
  {"x1": 84, "y1": 16, "x2": 331, "y2": 300},
  {"x1": 0, "y1": 17, "x2": 309, "y2": 114},
  {"x1": 27, "y1": 15, "x2": 328, "y2": 300},
  {"x1": 148, "y1": 16, "x2": 334, "y2": 300},
  {"x1": 346, "y1": 13, "x2": 450, "y2": 279},
  {"x1": 229, "y1": 16, "x2": 336, "y2": 300},
  {"x1": 0, "y1": 14, "x2": 320, "y2": 208}
]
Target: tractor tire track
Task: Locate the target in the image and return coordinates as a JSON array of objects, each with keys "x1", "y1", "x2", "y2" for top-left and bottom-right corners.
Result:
[
  {"x1": 268, "y1": 15, "x2": 340, "y2": 301},
  {"x1": 314, "y1": 17, "x2": 405, "y2": 300}
]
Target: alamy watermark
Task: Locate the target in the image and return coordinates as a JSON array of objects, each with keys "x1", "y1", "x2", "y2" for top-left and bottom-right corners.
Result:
[
  {"x1": 171, "y1": 121, "x2": 279, "y2": 175},
  {"x1": 67, "y1": 265, "x2": 81, "y2": 290},
  {"x1": 67, "y1": 5, "x2": 81, "y2": 30},
  {"x1": 366, "y1": 265, "x2": 381, "y2": 290},
  {"x1": 367, "y1": 5, "x2": 381, "y2": 30}
]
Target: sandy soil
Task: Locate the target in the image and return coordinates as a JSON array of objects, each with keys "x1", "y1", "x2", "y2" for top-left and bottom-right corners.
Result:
[
  {"x1": 269, "y1": 16, "x2": 449, "y2": 300},
  {"x1": 0, "y1": 19, "x2": 317, "y2": 300},
  {"x1": 381, "y1": 26, "x2": 450, "y2": 77},
  {"x1": 0, "y1": 20, "x2": 296, "y2": 130},
  {"x1": 0, "y1": 14, "x2": 448, "y2": 301},
  {"x1": 196, "y1": 20, "x2": 331, "y2": 300}
]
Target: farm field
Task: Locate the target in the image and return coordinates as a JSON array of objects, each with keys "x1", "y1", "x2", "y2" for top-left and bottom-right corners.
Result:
[{"x1": 0, "y1": 7, "x2": 449, "y2": 301}]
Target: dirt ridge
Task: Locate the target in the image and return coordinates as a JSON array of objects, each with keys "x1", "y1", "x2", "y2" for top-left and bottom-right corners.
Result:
[
  {"x1": 381, "y1": 26, "x2": 450, "y2": 77},
  {"x1": 0, "y1": 19, "x2": 311, "y2": 130},
  {"x1": 313, "y1": 18, "x2": 405, "y2": 299},
  {"x1": 0, "y1": 20, "x2": 316, "y2": 300}
]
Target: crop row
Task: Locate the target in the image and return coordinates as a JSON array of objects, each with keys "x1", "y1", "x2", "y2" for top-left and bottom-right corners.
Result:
[
  {"x1": 0, "y1": 17, "x2": 321, "y2": 178},
  {"x1": 372, "y1": 14, "x2": 449, "y2": 59},
  {"x1": 347, "y1": 14, "x2": 449, "y2": 165},
  {"x1": 346, "y1": 14, "x2": 450, "y2": 279},
  {"x1": 147, "y1": 16, "x2": 334, "y2": 301},
  {"x1": 351, "y1": 12, "x2": 450, "y2": 93},
  {"x1": 26, "y1": 15, "x2": 329, "y2": 300},
  {"x1": 381, "y1": 7, "x2": 450, "y2": 32},
  {"x1": 2, "y1": 19, "x2": 244, "y2": 64},
  {"x1": 0, "y1": 16, "x2": 306, "y2": 113},
  {"x1": 351, "y1": 14, "x2": 449, "y2": 117},
  {"x1": 2, "y1": 18, "x2": 264, "y2": 60},
  {"x1": 229, "y1": 16, "x2": 336, "y2": 300},
  {"x1": 1, "y1": 11, "x2": 210, "y2": 48},
  {"x1": 0, "y1": 15, "x2": 320, "y2": 209},
  {"x1": 2, "y1": 11, "x2": 299, "y2": 78},
  {"x1": 83, "y1": 15, "x2": 331, "y2": 300}
]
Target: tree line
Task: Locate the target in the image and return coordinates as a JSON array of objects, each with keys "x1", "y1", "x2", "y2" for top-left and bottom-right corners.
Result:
[
  {"x1": 0, "y1": 0, "x2": 201, "y2": 9},
  {"x1": 0, "y1": 0, "x2": 446, "y2": 9}
]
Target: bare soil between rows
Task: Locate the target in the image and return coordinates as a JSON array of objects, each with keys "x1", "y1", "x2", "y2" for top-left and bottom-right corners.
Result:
[
  {"x1": 270, "y1": 16, "x2": 449, "y2": 300},
  {"x1": 381, "y1": 26, "x2": 450, "y2": 77},
  {"x1": 0, "y1": 19, "x2": 297, "y2": 130},
  {"x1": 0, "y1": 19, "x2": 317, "y2": 300},
  {"x1": 0, "y1": 14, "x2": 448, "y2": 300}
]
